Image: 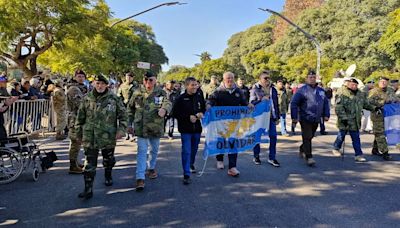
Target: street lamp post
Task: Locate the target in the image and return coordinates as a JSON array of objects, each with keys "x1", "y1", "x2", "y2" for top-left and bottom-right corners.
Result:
[
  {"x1": 110, "y1": 2, "x2": 186, "y2": 28},
  {"x1": 259, "y1": 8, "x2": 322, "y2": 79}
]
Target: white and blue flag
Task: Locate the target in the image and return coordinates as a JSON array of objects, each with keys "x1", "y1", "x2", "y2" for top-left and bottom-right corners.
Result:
[
  {"x1": 383, "y1": 103, "x2": 400, "y2": 146},
  {"x1": 202, "y1": 100, "x2": 271, "y2": 158}
]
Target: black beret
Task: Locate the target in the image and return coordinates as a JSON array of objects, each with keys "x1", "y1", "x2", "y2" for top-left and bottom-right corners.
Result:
[
  {"x1": 75, "y1": 69, "x2": 86, "y2": 77},
  {"x1": 144, "y1": 71, "x2": 156, "y2": 78},
  {"x1": 390, "y1": 79, "x2": 399, "y2": 83},
  {"x1": 379, "y1": 76, "x2": 389, "y2": 81},
  {"x1": 94, "y1": 75, "x2": 108, "y2": 84}
]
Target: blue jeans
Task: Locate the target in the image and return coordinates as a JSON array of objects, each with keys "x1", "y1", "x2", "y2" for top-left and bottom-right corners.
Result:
[
  {"x1": 181, "y1": 133, "x2": 201, "y2": 176},
  {"x1": 280, "y1": 114, "x2": 287, "y2": 135},
  {"x1": 136, "y1": 137, "x2": 161, "y2": 179},
  {"x1": 333, "y1": 130, "x2": 363, "y2": 156},
  {"x1": 254, "y1": 119, "x2": 277, "y2": 160}
]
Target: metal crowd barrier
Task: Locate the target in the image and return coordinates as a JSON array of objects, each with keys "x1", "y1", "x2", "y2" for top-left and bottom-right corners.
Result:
[{"x1": 4, "y1": 99, "x2": 53, "y2": 135}]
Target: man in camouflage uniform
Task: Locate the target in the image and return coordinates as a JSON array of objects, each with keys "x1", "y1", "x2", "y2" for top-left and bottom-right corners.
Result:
[
  {"x1": 203, "y1": 75, "x2": 219, "y2": 99},
  {"x1": 52, "y1": 79, "x2": 67, "y2": 140},
  {"x1": 118, "y1": 72, "x2": 137, "y2": 140},
  {"x1": 368, "y1": 77, "x2": 400, "y2": 160},
  {"x1": 391, "y1": 79, "x2": 400, "y2": 98},
  {"x1": 75, "y1": 75, "x2": 127, "y2": 199},
  {"x1": 67, "y1": 70, "x2": 88, "y2": 174},
  {"x1": 163, "y1": 80, "x2": 179, "y2": 139},
  {"x1": 127, "y1": 71, "x2": 172, "y2": 191},
  {"x1": 277, "y1": 79, "x2": 290, "y2": 136},
  {"x1": 332, "y1": 78, "x2": 375, "y2": 162},
  {"x1": 118, "y1": 72, "x2": 135, "y2": 105}
]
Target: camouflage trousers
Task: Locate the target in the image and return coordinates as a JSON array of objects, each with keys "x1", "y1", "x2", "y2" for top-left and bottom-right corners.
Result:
[
  {"x1": 83, "y1": 147, "x2": 116, "y2": 177},
  {"x1": 55, "y1": 109, "x2": 67, "y2": 132},
  {"x1": 372, "y1": 118, "x2": 388, "y2": 154},
  {"x1": 68, "y1": 128, "x2": 82, "y2": 162}
]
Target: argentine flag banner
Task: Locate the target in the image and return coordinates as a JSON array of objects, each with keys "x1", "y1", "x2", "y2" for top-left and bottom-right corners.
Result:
[
  {"x1": 202, "y1": 100, "x2": 271, "y2": 158},
  {"x1": 383, "y1": 103, "x2": 400, "y2": 146}
]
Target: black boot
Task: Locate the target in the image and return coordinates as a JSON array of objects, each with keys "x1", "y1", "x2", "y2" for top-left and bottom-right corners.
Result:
[
  {"x1": 104, "y1": 168, "x2": 113, "y2": 186},
  {"x1": 371, "y1": 147, "x2": 381, "y2": 156},
  {"x1": 78, "y1": 173, "x2": 94, "y2": 199}
]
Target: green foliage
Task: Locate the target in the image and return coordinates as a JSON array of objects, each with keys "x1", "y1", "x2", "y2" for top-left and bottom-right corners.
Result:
[
  {"x1": 379, "y1": 8, "x2": 400, "y2": 67},
  {"x1": 38, "y1": 19, "x2": 168, "y2": 77},
  {"x1": 162, "y1": 65, "x2": 193, "y2": 82},
  {"x1": 0, "y1": 0, "x2": 110, "y2": 77},
  {"x1": 223, "y1": 19, "x2": 275, "y2": 78},
  {"x1": 242, "y1": 50, "x2": 284, "y2": 81},
  {"x1": 273, "y1": 0, "x2": 400, "y2": 76}
]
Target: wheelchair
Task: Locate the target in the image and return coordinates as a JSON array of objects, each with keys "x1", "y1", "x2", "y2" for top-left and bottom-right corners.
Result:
[{"x1": 0, "y1": 133, "x2": 57, "y2": 184}]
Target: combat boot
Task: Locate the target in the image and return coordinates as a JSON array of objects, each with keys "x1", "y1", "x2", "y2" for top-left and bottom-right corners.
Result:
[
  {"x1": 371, "y1": 147, "x2": 381, "y2": 156},
  {"x1": 69, "y1": 160, "x2": 83, "y2": 174},
  {"x1": 78, "y1": 173, "x2": 94, "y2": 199},
  {"x1": 104, "y1": 168, "x2": 113, "y2": 186}
]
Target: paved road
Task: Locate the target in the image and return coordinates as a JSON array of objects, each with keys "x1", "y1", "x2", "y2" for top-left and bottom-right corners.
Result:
[{"x1": 1, "y1": 117, "x2": 400, "y2": 227}]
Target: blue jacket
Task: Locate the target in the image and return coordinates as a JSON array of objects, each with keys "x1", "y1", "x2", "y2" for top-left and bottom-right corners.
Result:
[
  {"x1": 290, "y1": 84, "x2": 330, "y2": 123},
  {"x1": 249, "y1": 83, "x2": 280, "y2": 121}
]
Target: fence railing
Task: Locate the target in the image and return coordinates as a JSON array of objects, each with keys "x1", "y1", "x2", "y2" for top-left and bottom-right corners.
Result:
[{"x1": 4, "y1": 99, "x2": 54, "y2": 135}]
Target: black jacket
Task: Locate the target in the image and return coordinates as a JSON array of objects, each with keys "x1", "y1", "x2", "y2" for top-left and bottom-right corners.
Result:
[
  {"x1": 238, "y1": 85, "x2": 250, "y2": 102},
  {"x1": 172, "y1": 91, "x2": 206, "y2": 133},
  {"x1": 207, "y1": 85, "x2": 248, "y2": 107}
]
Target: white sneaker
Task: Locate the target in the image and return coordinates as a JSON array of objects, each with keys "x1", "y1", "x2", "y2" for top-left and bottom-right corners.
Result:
[
  {"x1": 216, "y1": 161, "x2": 224, "y2": 169},
  {"x1": 227, "y1": 167, "x2": 240, "y2": 177},
  {"x1": 332, "y1": 149, "x2": 341, "y2": 157},
  {"x1": 355, "y1": 155, "x2": 367, "y2": 162}
]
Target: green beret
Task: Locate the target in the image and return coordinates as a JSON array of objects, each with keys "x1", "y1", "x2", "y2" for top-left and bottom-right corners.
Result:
[{"x1": 94, "y1": 75, "x2": 108, "y2": 84}]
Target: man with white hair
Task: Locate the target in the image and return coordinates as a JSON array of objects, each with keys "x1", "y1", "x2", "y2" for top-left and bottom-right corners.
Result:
[{"x1": 207, "y1": 72, "x2": 253, "y2": 177}]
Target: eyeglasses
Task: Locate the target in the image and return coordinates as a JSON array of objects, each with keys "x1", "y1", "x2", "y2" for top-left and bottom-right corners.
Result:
[
  {"x1": 144, "y1": 78, "x2": 154, "y2": 82},
  {"x1": 262, "y1": 77, "x2": 270, "y2": 80}
]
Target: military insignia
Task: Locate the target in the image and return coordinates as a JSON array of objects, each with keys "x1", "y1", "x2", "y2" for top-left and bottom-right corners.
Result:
[
  {"x1": 319, "y1": 91, "x2": 325, "y2": 97},
  {"x1": 235, "y1": 93, "x2": 240, "y2": 97}
]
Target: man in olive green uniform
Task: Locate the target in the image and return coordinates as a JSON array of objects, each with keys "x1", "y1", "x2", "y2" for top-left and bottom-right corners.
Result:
[
  {"x1": 332, "y1": 78, "x2": 375, "y2": 162},
  {"x1": 127, "y1": 72, "x2": 172, "y2": 191},
  {"x1": 203, "y1": 75, "x2": 219, "y2": 99},
  {"x1": 52, "y1": 79, "x2": 67, "y2": 140},
  {"x1": 118, "y1": 72, "x2": 135, "y2": 105},
  {"x1": 118, "y1": 72, "x2": 137, "y2": 140},
  {"x1": 67, "y1": 70, "x2": 88, "y2": 174},
  {"x1": 368, "y1": 77, "x2": 400, "y2": 160},
  {"x1": 75, "y1": 75, "x2": 127, "y2": 199},
  {"x1": 277, "y1": 80, "x2": 290, "y2": 136}
]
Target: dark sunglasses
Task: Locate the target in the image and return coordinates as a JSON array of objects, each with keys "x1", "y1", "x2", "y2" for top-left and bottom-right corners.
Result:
[
  {"x1": 144, "y1": 78, "x2": 154, "y2": 82},
  {"x1": 262, "y1": 77, "x2": 270, "y2": 80}
]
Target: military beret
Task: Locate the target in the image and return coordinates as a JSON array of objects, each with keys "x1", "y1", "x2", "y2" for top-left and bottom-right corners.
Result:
[
  {"x1": 144, "y1": 71, "x2": 156, "y2": 78},
  {"x1": 94, "y1": 75, "x2": 108, "y2": 84},
  {"x1": 348, "y1": 78, "x2": 359, "y2": 84},
  {"x1": 307, "y1": 69, "x2": 316, "y2": 76},
  {"x1": 367, "y1": 80, "x2": 374, "y2": 84},
  {"x1": 379, "y1": 76, "x2": 389, "y2": 81},
  {"x1": 391, "y1": 79, "x2": 399, "y2": 83},
  {"x1": 75, "y1": 69, "x2": 86, "y2": 77}
]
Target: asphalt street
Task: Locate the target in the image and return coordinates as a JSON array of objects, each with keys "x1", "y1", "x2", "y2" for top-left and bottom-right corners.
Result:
[{"x1": 1, "y1": 116, "x2": 400, "y2": 227}]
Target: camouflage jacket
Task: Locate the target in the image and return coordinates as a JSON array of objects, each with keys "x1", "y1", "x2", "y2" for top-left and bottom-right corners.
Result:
[
  {"x1": 335, "y1": 87, "x2": 374, "y2": 131},
  {"x1": 368, "y1": 87, "x2": 400, "y2": 122},
  {"x1": 52, "y1": 87, "x2": 66, "y2": 112},
  {"x1": 66, "y1": 84, "x2": 87, "y2": 129},
  {"x1": 118, "y1": 82, "x2": 133, "y2": 104},
  {"x1": 277, "y1": 88, "x2": 289, "y2": 114},
  {"x1": 127, "y1": 86, "x2": 172, "y2": 138},
  {"x1": 74, "y1": 90, "x2": 127, "y2": 149},
  {"x1": 203, "y1": 83, "x2": 218, "y2": 99}
]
